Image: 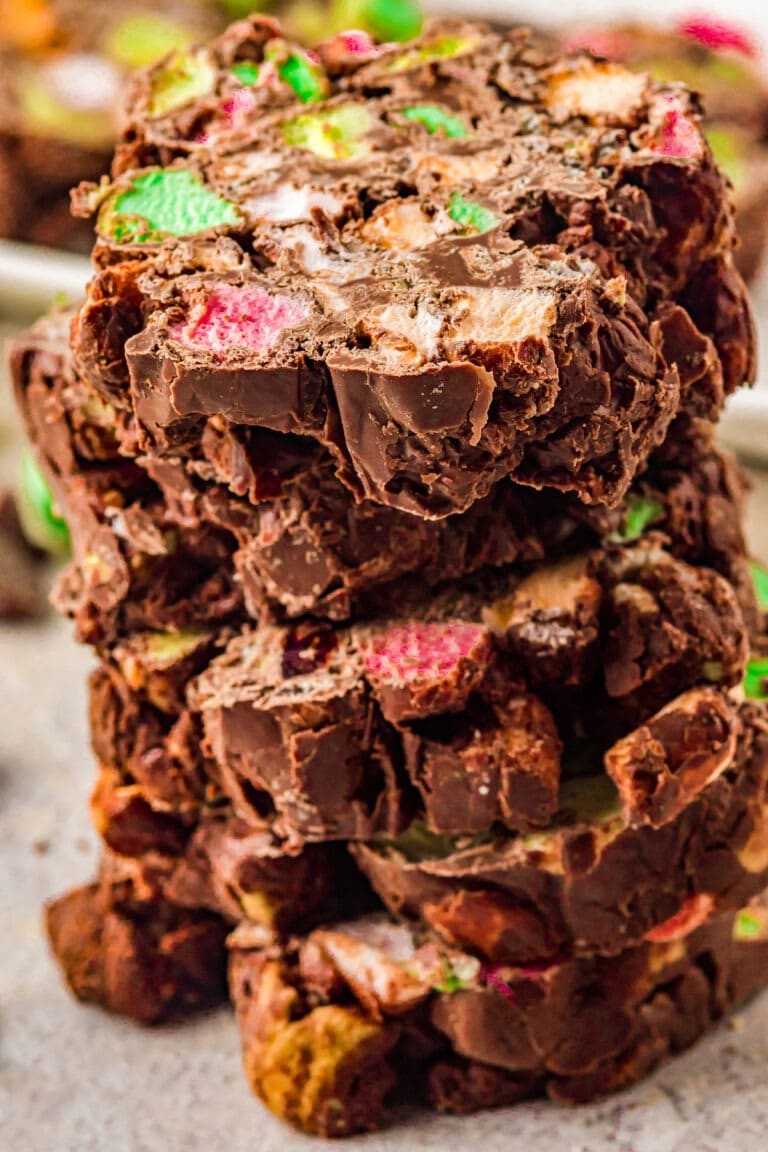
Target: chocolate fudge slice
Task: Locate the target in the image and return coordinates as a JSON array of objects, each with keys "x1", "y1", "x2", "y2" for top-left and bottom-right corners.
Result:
[
  {"x1": 228, "y1": 897, "x2": 768, "y2": 1135},
  {"x1": 66, "y1": 16, "x2": 753, "y2": 518},
  {"x1": 12, "y1": 312, "x2": 757, "y2": 632},
  {"x1": 557, "y1": 17, "x2": 768, "y2": 281},
  {"x1": 192, "y1": 539, "x2": 747, "y2": 842},
  {"x1": 352, "y1": 702, "x2": 768, "y2": 967}
]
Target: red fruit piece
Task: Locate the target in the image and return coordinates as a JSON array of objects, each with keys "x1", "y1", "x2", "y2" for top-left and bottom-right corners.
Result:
[
  {"x1": 362, "y1": 620, "x2": 493, "y2": 723},
  {"x1": 676, "y1": 16, "x2": 757, "y2": 59},
  {"x1": 170, "y1": 283, "x2": 310, "y2": 356},
  {"x1": 645, "y1": 893, "x2": 714, "y2": 943},
  {"x1": 648, "y1": 96, "x2": 704, "y2": 159}
]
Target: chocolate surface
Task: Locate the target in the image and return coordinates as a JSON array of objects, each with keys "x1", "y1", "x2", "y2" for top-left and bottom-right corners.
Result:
[
  {"x1": 61, "y1": 16, "x2": 755, "y2": 518},
  {"x1": 228, "y1": 897, "x2": 768, "y2": 1135}
]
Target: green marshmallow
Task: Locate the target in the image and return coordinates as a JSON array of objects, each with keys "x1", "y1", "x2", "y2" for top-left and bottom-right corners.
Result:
[
  {"x1": 735, "y1": 909, "x2": 764, "y2": 939},
  {"x1": 402, "y1": 104, "x2": 467, "y2": 138},
  {"x1": 388, "y1": 32, "x2": 479, "y2": 73},
  {"x1": 612, "y1": 494, "x2": 665, "y2": 543},
  {"x1": 365, "y1": 0, "x2": 423, "y2": 41},
  {"x1": 283, "y1": 104, "x2": 370, "y2": 160},
  {"x1": 752, "y1": 561, "x2": 768, "y2": 611},
  {"x1": 18, "y1": 454, "x2": 70, "y2": 559},
  {"x1": 143, "y1": 629, "x2": 211, "y2": 665},
  {"x1": 447, "y1": 191, "x2": 497, "y2": 234},
  {"x1": 105, "y1": 14, "x2": 196, "y2": 70},
  {"x1": 744, "y1": 658, "x2": 768, "y2": 699},
  {"x1": 148, "y1": 50, "x2": 217, "y2": 118},
  {"x1": 101, "y1": 169, "x2": 240, "y2": 244},
  {"x1": 276, "y1": 52, "x2": 329, "y2": 104},
  {"x1": 231, "y1": 60, "x2": 261, "y2": 87}
]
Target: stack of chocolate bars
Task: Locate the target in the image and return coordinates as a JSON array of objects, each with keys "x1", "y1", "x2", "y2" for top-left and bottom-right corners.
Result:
[{"x1": 12, "y1": 15, "x2": 768, "y2": 1137}]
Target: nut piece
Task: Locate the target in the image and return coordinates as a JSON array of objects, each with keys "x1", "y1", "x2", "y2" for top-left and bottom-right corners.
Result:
[
  {"x1": 230, "y1": 950, "x2": 397, "y2": 1137},
  {"x1": 605, "y1": 687, "x2": 737, "y2": 826}
]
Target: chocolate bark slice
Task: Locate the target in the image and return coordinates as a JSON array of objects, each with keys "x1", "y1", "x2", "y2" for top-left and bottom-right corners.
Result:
[
  {"x1": 353, "y1": 702, "x2": 768, "y2": 965},
  {"x1": 64, "y1": 15, "x2": 753, "y2": 518},
  {"x1": 12, "y1": 311, "x2": 756, "y2": 632},
  {"x1": 228, "y1": 897, "x2": 768, "y2": 1134}
]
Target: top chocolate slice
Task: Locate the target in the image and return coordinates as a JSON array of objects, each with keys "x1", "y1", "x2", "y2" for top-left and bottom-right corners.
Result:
[{"x1": 71, "y1": 16, "x2": 754, "y2": 518}]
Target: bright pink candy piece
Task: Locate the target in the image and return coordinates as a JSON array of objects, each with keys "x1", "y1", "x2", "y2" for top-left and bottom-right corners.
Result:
[
  {"x1": 221, "y1": 87, "x2": 259, "y2": 131},
  {"x1": 649, "y1": 97, "x2": 703, "y2": 159},
  {"x1": 339, "y1": 30, "x2": 377, "y2": 55},
  {"x1": 676, "y1": 15, "x2": 757, "y2": 58},
  {"x1": 171, "y1": 283, "x2": 310, "y2": 355},
  {"x1": 364, "y1": 621, "x2": 488, "y2": 685},
  {"x1": 645, "y1": 893, "x2": 714, "y2": 943}
]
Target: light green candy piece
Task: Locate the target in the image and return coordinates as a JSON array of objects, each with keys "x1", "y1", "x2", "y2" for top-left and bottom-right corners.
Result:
[
  {"x1": 18, "y1": 453, "x2": 70, "y2": 559},
  {"x1": 19, "y1": 74, "x2": 112, "y2": 148},
  {"x1": 706, "y1": 127, "x2": 745, "y2": 188},
  {"x1": 219, "y1": 0, "x2": 272, "y2": 16},
  {"x1": 402, "y1": 104, "x2": 467, "y2": 138},
  {"x1": 735, "y1": 910, "x2": 764, "y2": 939},
  {"x1": 232, "y1": 60, "x2": 261, "y2": 87},
  {"x1": 612, "y1": 495, "x2": 665, "y2": 543},
  {"x1": 388, "y1": 32, "x2": 479, "y2": 73},
  {"x1": 360, "y1": 0, "x2": 423, "y2": 41},
  {"x1": 268, "y1": 47, "x2": 329, "y2": 104},
  {"x1": 447, "y1": 191, "x2": 497, "y2": 234},
  {"x1": 284, "y1": 104, "x2": 371, "y2": 160},
  {"x1": 143, "y1": 629, "x2": 211, "y2": 665},
  {"x1": 105, "y1": 14, "x2": 197, "y2": 70},
  {"x1": 752, "y1": 560, "x2": 768, "y2": 611},
  {"x1": 744, "y1": 658, "x2": 768, "y2": 699},
  {"x1": 332, "y1": 0, "x2": 423, "y2": 41},
  {"x1": 433, "y1": 955, "x2": 479, "y2": 994},
  {"x1": 148, "y1": 50, "x2": 217, "y2": 118},
  {"x1": 101, "y1": 169, "x2": 239, "y2": 244}
]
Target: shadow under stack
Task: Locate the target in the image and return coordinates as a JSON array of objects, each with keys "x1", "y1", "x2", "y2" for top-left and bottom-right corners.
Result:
[{"x1": 12, "y1": 15, "x2": 768, "y2": 1137}]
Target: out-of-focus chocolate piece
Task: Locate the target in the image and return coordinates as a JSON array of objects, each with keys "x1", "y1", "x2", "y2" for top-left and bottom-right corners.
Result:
[
  {"x1": 0, "y1": 488, "x2": 48, "y2": 619},
  {"x1": 45, "y1": 872, "x2": 227, "y2": 1025}
]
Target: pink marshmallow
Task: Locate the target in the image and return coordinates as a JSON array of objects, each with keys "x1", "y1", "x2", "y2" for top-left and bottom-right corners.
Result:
[
  {"x1": 648, "y1": 97, "x2": 704, "y2": 159},
  {"x1": 363, "y1": 621, "x2": 488, "y2": 685},
  {"x1": 676, "y1": 15, "x2": 757, "y2": 58},
  {"x1": 170, "y1": 282, "x2": 310, "y2": 356}
]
